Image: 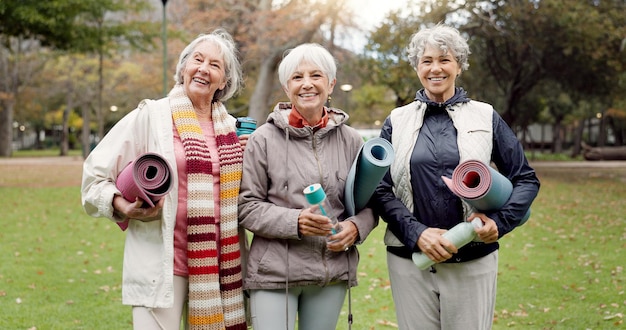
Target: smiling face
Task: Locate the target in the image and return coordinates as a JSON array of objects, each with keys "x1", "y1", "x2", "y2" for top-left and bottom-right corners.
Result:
[
  {"x1": 416, "y1": 44, "x2": 462, "y2": 103},
  {"x1": 284, "y1": 60, "x2": 336, "y2": 118},
  {"x1": 182, "y1": 41, "x2": 227, "y2": 108}
]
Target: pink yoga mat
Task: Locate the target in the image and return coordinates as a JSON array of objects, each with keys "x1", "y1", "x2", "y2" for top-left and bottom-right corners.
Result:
[
  {"x1": 442, "y1": 160, "x2": 530, "y2": 224},
  {"x1": 115, "y1": 153, "x2": 173, "y2": 230}
]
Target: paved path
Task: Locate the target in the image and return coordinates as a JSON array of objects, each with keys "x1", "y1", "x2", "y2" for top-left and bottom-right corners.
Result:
[{"x1": 0, "y1": 156, "x2": 84, "y2": 165}]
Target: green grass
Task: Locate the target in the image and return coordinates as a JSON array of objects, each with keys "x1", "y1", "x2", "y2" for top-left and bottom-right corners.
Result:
[
  {"x1": 0, "y1": 186, "x2": 129, "y2": 329},
  {"x1": 1, "y1": 161, "x2": 624, "y2": 329}
]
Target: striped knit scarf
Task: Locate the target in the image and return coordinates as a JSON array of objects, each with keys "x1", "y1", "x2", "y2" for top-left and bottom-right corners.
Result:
[{"x1": 169, "y1": 84, "x2": 247, "y2": 330}]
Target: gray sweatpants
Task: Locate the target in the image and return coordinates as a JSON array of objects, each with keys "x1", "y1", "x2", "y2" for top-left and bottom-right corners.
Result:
[
  {"x1": 387, "y1": 250, "x2": 498, "y2": 330},
  {"x1": 249, "y1": 282, "x2": 348, "y2": 330}
]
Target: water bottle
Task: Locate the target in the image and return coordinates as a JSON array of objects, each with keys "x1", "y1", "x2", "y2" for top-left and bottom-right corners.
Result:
[
  {"x1": 236, "y1": 117, "x2": 257, "y2": 136},
  {"x1": 411, "y1": 218, "x2": 484, "y2": 270},
  {"x1": 303, "y1": 183, "x2": 342, "y2": 236}
]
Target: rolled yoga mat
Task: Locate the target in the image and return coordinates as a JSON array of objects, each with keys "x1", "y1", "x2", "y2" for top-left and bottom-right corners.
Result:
[
  {"x1": 115, "y1": 153, "x2": 173, "y2": 230},
  {"x1": 412, "y1": 159, "x2": 530, "y2": 269},
  {"x1": 344, "y1": 137, "x2": 395, "y2": 217},
  {"x1": 441, "y1": 159, "x2": 531, "y2": 224}
]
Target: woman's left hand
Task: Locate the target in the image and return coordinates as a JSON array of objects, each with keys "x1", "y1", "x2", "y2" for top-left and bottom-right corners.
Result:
[
  {"x1": 469, "y1": 212, "x2": 499, "y2": 243},
  {"x1": 327, "y1": 220, "x2": 359, "y2": 252}
]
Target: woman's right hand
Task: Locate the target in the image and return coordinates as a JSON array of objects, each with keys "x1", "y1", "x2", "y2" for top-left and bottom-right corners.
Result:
[
  {"x1": 417, "y1": 227, "x2": 458, "y2": 263},
  {"x1": 112, "y1": 195, "x2": 163, "y2": 222},
  {"x1": 297, "y1": 207, "x2": 333, "y2": 237}
]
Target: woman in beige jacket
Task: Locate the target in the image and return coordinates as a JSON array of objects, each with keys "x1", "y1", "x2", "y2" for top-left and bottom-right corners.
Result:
[{"x1": 238, "y1": 43, "x2": 378, "y2": 330}]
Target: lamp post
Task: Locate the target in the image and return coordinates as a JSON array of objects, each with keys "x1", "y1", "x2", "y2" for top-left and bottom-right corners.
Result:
[
  {"x1": 340, "y1": 84, "x2": 353, "y2": 113},
  {"x1": 161, "y1": 0, "x2": 168, "y2": 97}
]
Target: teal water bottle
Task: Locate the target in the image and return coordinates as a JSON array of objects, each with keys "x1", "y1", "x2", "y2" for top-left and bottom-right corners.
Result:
[
  {"x1": 303, "y1": 183, "x2": 342, "y2": 236},
  {"x1": 236, "y1": 117, "x2": 257, "y2": 136}
]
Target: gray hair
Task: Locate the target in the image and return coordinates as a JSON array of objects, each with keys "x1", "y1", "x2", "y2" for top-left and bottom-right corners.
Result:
[
  {"x1": 278, "y1": 43, "x2": 337, "y2": 88},
  {"x1": 174, "y1": 28, "x2": 243, "y2": 102},
  {"x1": 406, "y1": 23, "x2": 470, "y2": 72}
]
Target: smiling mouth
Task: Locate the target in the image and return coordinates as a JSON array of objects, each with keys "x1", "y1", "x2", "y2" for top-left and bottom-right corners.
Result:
[
  {"x1": 299, "y1": 93, "x2": 317, "y2": 98},
  {"x1": 429, "y1": 77, "x2": 446, "y2": 81},
  {"x1": 192, "y1": 77, "x2": 209, "y2": 85}
]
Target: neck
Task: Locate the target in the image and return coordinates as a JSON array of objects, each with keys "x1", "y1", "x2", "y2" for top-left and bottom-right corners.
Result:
[{"x1": 195, "y1": 103, "x2": 212, "y2": 122}]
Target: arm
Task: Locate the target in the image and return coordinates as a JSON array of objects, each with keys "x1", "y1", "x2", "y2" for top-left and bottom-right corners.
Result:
[
  {"x1": 82, "y1": 109, "x2": 143, "y2": 222},
  {"x1": 488, "y1": 111, "x2": 540, "y2": 237}
]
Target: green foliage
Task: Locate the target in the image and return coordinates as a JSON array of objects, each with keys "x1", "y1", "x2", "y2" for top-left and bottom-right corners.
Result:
[
  {"x1": 360, "y1": 6, "x2": 423, "y2": 107},
  {"x1": 0, "y1": 0, "x2": 158, "y2": 53}
]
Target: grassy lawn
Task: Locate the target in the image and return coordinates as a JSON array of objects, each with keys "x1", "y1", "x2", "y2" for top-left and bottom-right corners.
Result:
[{"x1": 0, "y1": 156, "x2": 624, "y2": 329}]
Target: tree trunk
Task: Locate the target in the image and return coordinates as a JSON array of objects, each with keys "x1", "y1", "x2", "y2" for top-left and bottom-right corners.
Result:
[
  {"x1": 60, "y1": 87, "x2": 74, "y2": 156},
  {"x1": 81, "y1": 103, "x2": 91, "y2": 159},
  {"x1": 571, "y1": 119, "x2": 584, "y2": 157},
  {"x1": 247, "y1": 52, "x2": 280, "y2": 125},
  {"x1": 552, "y1": 121, "x2": 563, "y2": 154},
  {"x1": 0, "y1": 100, "x2": 14, "y2": 157}
]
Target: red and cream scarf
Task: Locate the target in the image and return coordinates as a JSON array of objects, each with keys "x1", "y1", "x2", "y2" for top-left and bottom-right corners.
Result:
[{"x1": 169, "y1": 84, "x2": 247, "y2": 329}]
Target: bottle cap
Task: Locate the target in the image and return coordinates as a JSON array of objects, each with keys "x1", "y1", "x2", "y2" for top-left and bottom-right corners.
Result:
[
  {"x1": 303, "y1": 183, "x2": 326, "y2": 205},
  {"x1": 236, "y1": 117, "x2": 257, "y2": 136}
]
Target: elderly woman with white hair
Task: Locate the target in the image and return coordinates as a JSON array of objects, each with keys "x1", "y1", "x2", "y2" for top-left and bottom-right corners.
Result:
[
  {"x1": 371, "y1": 23, "x2": 540, "y2": 329},
  {"x1": 82, "y1": 29, "x2": 248, "y2": 330},
  {"x1": 238, "y1": 43, "x2": 378, "y2": 330}
]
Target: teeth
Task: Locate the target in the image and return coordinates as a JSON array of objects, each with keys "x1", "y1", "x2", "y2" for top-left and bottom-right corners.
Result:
[
  {"x1": 430, "y1": 77, "x2": 444, "y2": 81},
  {"x1": 193, "y1": 77, "x2": 208, "y2": 85},
  {"x1": 300, "y1": 93, "x2": 316, "y2": 97}
]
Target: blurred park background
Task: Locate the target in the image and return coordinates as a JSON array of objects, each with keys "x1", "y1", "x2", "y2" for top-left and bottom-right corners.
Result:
[
  {"x1": 0, "y1": 0, "x2": 625, "y2": 160},
  {"x1": 1, "y1": 1, "x2": 626, "y2": 328}
]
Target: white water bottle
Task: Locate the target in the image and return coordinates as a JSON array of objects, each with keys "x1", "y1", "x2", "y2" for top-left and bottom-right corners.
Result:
[
  {"x1": 412, "y1": 218, "x2": 484, "y2": 270},
  {"x1": 303, "y1": 183, "x2": 342, "y2": 236}
]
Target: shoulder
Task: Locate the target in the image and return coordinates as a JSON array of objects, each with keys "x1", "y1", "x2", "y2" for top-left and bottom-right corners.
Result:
[
  {"x1": 461, "y1": 100, "x2": 494, "y2": 113},
  {"x1": 135, "y1": 97, "x2": 170, "y2": 117},
  {"x1": 390, "y1": 101, "x2": 420, "y2": 117}
]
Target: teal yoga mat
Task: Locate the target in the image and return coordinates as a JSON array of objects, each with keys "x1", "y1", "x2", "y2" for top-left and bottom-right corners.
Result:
[
  {"x1": 441, "y1": 160, "x2": 530, "y2": 225},
  {"x1": 344, "y1": 138, "x2": 395, "y2": 216}
]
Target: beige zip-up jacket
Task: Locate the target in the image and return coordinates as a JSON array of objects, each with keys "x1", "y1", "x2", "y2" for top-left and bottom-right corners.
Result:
[{"x1": 238, "y1": 103, "x2": 378, "y2": 289}]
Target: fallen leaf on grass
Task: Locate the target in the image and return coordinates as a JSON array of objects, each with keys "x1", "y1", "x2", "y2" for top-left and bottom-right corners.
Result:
[
  {"x1": 376, "y1": 319, "x2": 398, "y2": 328},
  {"x1": 603, "y1": 313, "x2": 623, "y2": 320}
]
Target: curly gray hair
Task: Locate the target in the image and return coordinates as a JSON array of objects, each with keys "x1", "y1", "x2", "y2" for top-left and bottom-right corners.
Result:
[{"x1": 406, "y1": 23, "x2": 470, "y2": 72}]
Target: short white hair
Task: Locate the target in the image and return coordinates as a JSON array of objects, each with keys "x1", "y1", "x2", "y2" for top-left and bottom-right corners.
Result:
[{"x1": 278, "y1": 43, "x2": 337, "y2": 88}]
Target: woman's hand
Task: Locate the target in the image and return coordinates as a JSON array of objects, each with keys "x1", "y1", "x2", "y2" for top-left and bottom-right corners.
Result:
[
  {"x1": 297, "y1": 208, "x2": 333, "y2": 237},
  {"x1": 112, "y1": 195, "x2": 163, "y2": 222},
  {"x1": 417, "y1": 227, "x2": 458, "y2": 263},
  {"x1": 238, "y1": 134, "x2": 250, "y2": 150},
  {"x1": 327, "y1": 220, "x2": 359, "y2": 252},
  {"x1": 468, "y1": 212, "x2": 499, "y2": 243}
]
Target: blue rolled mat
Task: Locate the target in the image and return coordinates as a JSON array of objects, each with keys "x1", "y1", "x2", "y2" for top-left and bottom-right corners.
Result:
[
  {"x1": 441, "y1": 160, "x2": 530, "y2": 225},
  {"x1": 344, "y1": 137, "x2": 395, "y2": 216}
]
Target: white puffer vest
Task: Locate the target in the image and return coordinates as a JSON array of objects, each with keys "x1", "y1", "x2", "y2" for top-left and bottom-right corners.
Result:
[{"x1": 384, "y1": 100, "x2": 494, "y2": 247}]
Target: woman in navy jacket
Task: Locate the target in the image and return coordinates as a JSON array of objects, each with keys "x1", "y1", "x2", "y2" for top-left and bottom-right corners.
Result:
[{"x1": 371, "y1": 23, "x2": 540, "y2": 330}]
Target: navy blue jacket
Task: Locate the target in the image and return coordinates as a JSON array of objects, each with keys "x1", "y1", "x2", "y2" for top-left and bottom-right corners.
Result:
[{"x1": 371, "y1": 88, "x2": 540, "y2": 262}]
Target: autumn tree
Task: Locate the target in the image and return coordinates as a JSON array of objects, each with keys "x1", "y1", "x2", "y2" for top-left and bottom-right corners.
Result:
[
  {"x1": 164, "y1": 0, "x2": 357, "y2": 125},
  {"x1": 0, "y1": 0, "x2": 157, "y2": 157}
]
